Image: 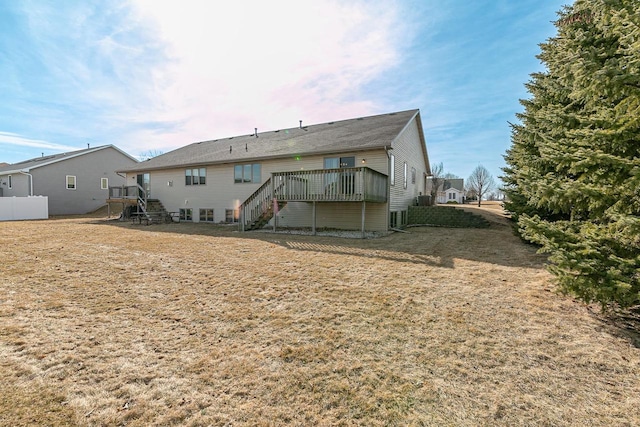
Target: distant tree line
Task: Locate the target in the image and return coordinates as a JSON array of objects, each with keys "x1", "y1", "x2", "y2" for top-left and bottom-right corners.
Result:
[{"x1": 502, "y1": 0, "x2": 639, "y2": 309}]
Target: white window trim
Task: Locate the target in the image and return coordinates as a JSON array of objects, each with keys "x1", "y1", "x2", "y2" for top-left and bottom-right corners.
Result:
[
  {"x1": 101, "y1": 177, "x2": 108, "y2": 190},
  {"x1": 66, "y1": 175, "x2": 77, "y2": 190},
  {"x1": 390, "y1": 154, "x2": 395, "y2": 186},
  {"x1": 403, "y1": 162, "x2": 408, "y2": 189},
  {"x1": 8, "y1": 175, "x2": 12, "y2": 189}
]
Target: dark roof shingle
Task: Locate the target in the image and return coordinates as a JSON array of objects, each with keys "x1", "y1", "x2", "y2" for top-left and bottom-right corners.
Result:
[{"x1": 123, "y1": 109, "x2": 420, "y2": 172}]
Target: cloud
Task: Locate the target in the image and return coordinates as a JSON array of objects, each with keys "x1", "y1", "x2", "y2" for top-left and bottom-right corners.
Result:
[
  {"x1": 126, "y1": 0, "x2": 408, "y2": 149},
  {"x1": 0, "y1": 132, "x2": 78, "y2": 152}
]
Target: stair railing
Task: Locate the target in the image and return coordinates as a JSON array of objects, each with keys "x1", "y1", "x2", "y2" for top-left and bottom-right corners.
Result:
[{"x1": 239, "y1": 177, "x2": 273, "y2": 231}]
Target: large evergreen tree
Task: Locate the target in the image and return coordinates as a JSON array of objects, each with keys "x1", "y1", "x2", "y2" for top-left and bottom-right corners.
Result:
[{"x1": 503, "y1": 0, "x2": 640, "y2": 309}]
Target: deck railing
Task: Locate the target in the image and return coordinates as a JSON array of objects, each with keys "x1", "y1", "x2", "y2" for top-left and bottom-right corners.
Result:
[
  {"x1": 108, "y1": 185, "x2": 139, "y2": 199},
  {"x1": 108, "y1": 184, "x2": 148, "y2": 212},
  {"x1": 239, "y1": 167, "x2": 388, "y2": 231},
  {"x1": 272, "y1": 167, "x2": 387, "y2": 203}
]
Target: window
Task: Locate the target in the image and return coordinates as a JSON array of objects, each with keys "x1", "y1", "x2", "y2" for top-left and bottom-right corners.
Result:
[
  {"x1": 234, "y1": 164, "x2": 261, "y2": 183},
  {"x1": 179, "y1": 208, "x2": 193, "y2": 221},
  {"x1": 8, "y1": 175, "x2": 12, "y2": 189},
  {"x1": 390, "y1": 211, "x2": 398, "y2": 228},
  {"x1": 185, "y1": 168, "x2": 206, "y2": 185},
  {"x1": 200, "y1": 208, "x2": 214, "y2": 222},
  {"x1": 401, "y1": 210, "x2": 408, "y2": 226},
  {"x1": 411, "y1": 167, "x2": 416, "y2": 184},
  {"x1": 225, "y1": 209, "x2": 239, "y2": 223},
  {"x1": 403, "y1": 162, "x2": 408, "y2": 189},
  {"x1": 66, "y1": 175, "x2": 76, "y2": 190},
  {"x1": 390, "y1": 154, "x2": 395, "y2": 186},
  {"x1": 324, "y1": 156, "x2": 355, "y2": 169},
  {"x1": 101, "y1": 178, "x2": 108, "y2": 190}
]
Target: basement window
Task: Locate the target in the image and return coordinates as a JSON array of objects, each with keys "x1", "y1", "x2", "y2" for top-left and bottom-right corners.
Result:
[
  {"x1": 179, "y1": 208, "x2": 193, "y2": 221},
  {"x1": 200, "y1": 208, "x2": 214, "y2": 222},
  {"x1": 225, "y1": 209, "x2": 239, "y2": 223},
  {"x1": 390, "y1": 211, "x2": 398, "y2": 228},
  {"x1": 66, "y1": 175, "x2": 76, "y2": 190}
]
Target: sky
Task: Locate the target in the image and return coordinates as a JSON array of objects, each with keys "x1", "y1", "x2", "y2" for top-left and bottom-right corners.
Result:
[{"x1": 0, "y1": 0, "x2": 567, "y2": 184}]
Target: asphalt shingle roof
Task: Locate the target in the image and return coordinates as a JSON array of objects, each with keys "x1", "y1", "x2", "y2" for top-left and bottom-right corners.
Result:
[
  {"x1": 0, "y1": 145, "x2": 136, "y2": 174},
  {"x1": 122, "y1": 109, "x2": 421, "y2": 172}
]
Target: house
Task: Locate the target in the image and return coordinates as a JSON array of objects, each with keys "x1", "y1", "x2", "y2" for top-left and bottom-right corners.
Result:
[
  {"x1": 434, "y1": 179, "x2": 465, "y2": 204},
  {"x1": 114, "y1": 109, "x2": 431, "y2": 233},
  {"x1": 0, "y1": 145, "x2": 138, "y2": 215}
]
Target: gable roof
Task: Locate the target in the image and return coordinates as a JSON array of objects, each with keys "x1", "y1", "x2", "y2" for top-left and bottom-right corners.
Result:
[
  {"x1": 0, "y1": 145, "x2": 138, "y2": 175},
  {"x1": 121, "y1": 109, "x2": 426, "y2": 173},
  {"x1": 443, "y1": 178, "x2": 464, "y2": 192}
]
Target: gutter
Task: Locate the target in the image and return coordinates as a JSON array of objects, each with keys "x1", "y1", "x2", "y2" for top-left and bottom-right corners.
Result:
[{"x1": 18, "y1": 170, "x2": 33, "y2": 196}]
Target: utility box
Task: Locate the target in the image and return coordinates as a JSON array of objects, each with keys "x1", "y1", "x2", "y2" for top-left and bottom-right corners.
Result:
[{"x1": 417, "y1": 195, "x2": 431, "y2": 206}]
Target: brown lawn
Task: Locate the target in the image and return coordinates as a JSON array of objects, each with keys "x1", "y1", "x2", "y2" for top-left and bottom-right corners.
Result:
[{"x1": 1, "y1": 206, "x2": 639, "y2": 426}]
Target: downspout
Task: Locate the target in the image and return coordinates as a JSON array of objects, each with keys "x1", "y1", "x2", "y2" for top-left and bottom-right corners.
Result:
[
  {"x1": 19, "y1": 170, "x2": 33, "y2": 196},
  {"x1": 384, "y1": 146, "x2": 393, "y2": 230}
]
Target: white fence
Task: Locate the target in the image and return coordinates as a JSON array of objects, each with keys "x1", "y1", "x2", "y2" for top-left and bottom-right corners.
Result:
[{"x1": 0, "y1": 196, "x2": 49, "y2": 221}]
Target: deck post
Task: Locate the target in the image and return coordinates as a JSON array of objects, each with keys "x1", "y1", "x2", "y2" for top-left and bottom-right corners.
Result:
[
  {"x1": 272, "y1": 173, "x2": 276, "y2": 232},
  {"x1": 361, "y1": 201, "x2": 366, "y2": 238},
  {"x1": 312, "y1": 201, "x2": 316, "y2": 235}
]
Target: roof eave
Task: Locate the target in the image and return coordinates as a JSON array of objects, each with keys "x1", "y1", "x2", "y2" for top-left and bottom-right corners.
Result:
[{"x1": 118, "y1": 145, "x2": 389, "y2": 174}]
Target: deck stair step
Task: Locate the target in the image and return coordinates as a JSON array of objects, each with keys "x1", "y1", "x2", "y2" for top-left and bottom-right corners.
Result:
[
  {"x1": 133, "y1": 199, "x2": 170, "y2": 224},
  {"x1": 247, "y1": 201, "x2": 287, "y2": 230}
]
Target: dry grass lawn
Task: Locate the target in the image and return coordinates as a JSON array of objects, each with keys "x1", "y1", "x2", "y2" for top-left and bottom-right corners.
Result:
[{"x1": 1, "y1": 205, "x2": 639, "y2": 426}]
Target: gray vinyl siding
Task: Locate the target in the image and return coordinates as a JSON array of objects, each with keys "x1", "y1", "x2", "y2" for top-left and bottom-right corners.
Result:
[
  {"x1": 0, "y1": 173, "x2": 29, "y2": 197},
  {"x1": 132, "y1": 149, "x2": 389, "y2": 227},
  {"x1": 30, "y1": 147, "x2": 136, "y2": 215},
  {"x1": 388, "y1": 117, "x2": 429, "y2": 213}
]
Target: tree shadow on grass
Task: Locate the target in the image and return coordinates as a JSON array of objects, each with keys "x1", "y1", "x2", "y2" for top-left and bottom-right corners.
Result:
[{"x1": 591, "y1": 306, "x2": 640, "y2": 349}]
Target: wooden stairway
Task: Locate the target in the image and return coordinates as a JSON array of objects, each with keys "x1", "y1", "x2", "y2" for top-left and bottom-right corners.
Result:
[
  {"x1": 246, "y1": 200, "x2": 287, "y2": 230},
  {"x1": 239, "y1": 177, "x2": 288, "y2": 231},
  {"x1": 133, "y1": 199, "x2": 170, "y2": 224}
]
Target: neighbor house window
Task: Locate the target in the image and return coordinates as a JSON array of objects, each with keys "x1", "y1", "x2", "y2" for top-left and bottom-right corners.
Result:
[
  {"x1": 234, "y1": 164, "x2": 261, "y2": 183},
  {"x1": 403, "y1": 162, "x2": 408, "y2": 189},
  {"x1": 390, "y1": 154, "x2": 395, "y2": 186},
  {"x1": 66, "y1": 175, "x2": 76, "y2": 190},
  {"x1": 101, "y1": 178, "x2": 108, "y2": 189},
  {"x1": 225, "y1": 209, "x2": 239, "y2": 223},
  {"x1": 200, "y1": 208, "x2": 214, "y2": 222},
  {"x1": 8, "y1": 175, "x2": 12, "y2": 189},
  {"x1": 179, "y1": 208, "x2": 193, "y2": 221},
  {"x1": 411, "y1": 167, "x2": 416, "y2": 184},
  {"x1": 185, "y1": 168, "x2": 206, "y2": 185}
]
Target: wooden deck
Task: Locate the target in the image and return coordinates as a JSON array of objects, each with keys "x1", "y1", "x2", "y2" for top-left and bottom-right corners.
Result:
[
  {"x1": 240, "y1": 167, "x2": 388, "y2": 233},
  {"x1": 272, "y1": 167, "x2": 387, "y2": 203}
]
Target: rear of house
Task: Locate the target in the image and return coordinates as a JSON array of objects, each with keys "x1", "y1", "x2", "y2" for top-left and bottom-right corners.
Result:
[{"x1": 116, "y1": 110, "x2": 431, "y2": 232}]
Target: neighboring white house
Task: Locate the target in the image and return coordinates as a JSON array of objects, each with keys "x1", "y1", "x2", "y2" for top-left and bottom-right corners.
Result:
[
  {"x1": 115, "y1": 109, "x2": 432, "y2": 232},
  {"x1": 0, "y1": 145, "x2": 138, "y2": 215},
  {"x1": 428, "y1": 178, "x2": 465, "y2": 204}
]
